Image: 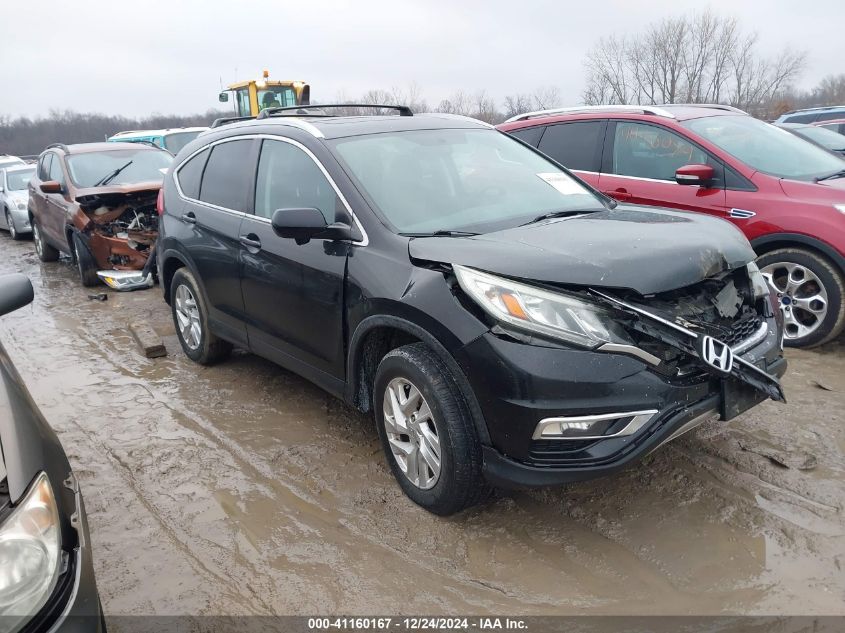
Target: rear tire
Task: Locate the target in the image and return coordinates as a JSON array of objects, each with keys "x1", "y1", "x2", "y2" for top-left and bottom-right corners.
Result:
[
  {"x1": 32, "y1": 218, "x2": 59, "y2": 262},
  {"x1": 374, "y1": 343, "x2": 490, "y2": 515},
  {"x1": 72, "y1": 233, "x2": 100, "y2": 287},
  {"x1": 170, "y1": 268, "x2": 232, "y2": 365},
  {"x1": 757, "y1": 247, "x2": 845, "y2": 347}
]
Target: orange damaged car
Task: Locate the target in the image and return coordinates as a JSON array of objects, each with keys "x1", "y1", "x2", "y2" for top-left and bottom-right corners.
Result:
[{"x1": 28, "y1": 142, "x2": 172, "y2": 289}]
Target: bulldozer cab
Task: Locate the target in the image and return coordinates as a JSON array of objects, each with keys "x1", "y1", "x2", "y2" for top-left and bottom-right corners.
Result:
[{"x1": 219, "y1": 71, "x2": 310, "y2": 118}]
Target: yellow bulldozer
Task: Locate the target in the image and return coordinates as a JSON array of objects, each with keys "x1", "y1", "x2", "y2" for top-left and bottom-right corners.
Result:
[{"x1": 218, "y1": 70, "x2": 310, "y2": 118}]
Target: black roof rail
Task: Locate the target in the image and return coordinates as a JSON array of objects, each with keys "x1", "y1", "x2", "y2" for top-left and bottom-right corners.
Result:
[
  {"x1": 210, "y1": 115, "x2": 255, "y2": 128},
  {"x1": 46, "y1": 143, "x2": 69, "y2": 153},
  {"x1": 256, "y1": 104, "x2": 414, "y2": 119}
]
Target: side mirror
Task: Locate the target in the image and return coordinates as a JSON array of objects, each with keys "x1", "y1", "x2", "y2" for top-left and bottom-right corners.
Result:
[
  {"x1": 218, "y1": 92, "x2": 229, "y2": 103},
  {"x1": 675, "y1": 164, "x2": 715, "y2": 187},
  {"x1": 40, "y1": 180, "x2": 62, "y2": 194},
  {"x1": 0, "y1": 273, "x2": 34, "y2": 317},
  {"x1": 271, "y1": 208, "x2": 353, "y2": 244}
]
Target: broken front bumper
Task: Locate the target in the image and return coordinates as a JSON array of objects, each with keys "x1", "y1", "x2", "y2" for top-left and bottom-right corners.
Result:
[
  {"x1": 96, "y1": 270, "x2": 154, "y2": 291},
  {"x1": 455, "y1": 309, "x2": 785, "y2": 489}
]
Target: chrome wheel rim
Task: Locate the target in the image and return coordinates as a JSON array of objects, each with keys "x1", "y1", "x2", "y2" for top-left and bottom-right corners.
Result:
[
  {"x1": 382, "y1": 377, "x2": 441, "y2": 490},
  {"x1": 74, "y1": 240, "x2": 84, "y2": 276},
  {"x1": 6, "y1": 212, "x2": 15, "y2": 239},
  {"x1": 33, "y1": 223, "x2": 42, "y2": 257},
  {"x1": 761, "y1": 262, "x2": 828, "y2": 341},
  {"x1": 174, "y1": 284, "x2": 202, "y2": 350}
]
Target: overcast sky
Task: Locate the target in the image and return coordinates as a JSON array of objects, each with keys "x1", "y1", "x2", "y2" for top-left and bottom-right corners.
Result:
[{"x1": 1, "y1": 0, "x2": 841, "y2": 119}]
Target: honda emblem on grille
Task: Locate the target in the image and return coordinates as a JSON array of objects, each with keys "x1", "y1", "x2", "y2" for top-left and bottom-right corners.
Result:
[{"x1": 699, "y1": 335, "x2": 733, "y2": 374}]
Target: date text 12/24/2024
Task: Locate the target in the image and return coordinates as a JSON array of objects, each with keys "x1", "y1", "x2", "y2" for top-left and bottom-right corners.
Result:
[{"x1": 308, "y1": 618, "x2": 528, "y2": 630}]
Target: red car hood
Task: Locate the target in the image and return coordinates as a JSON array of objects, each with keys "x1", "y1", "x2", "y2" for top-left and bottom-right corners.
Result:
[{"x1": 780, "y1": 176, "x2": 845, "y2": 200}]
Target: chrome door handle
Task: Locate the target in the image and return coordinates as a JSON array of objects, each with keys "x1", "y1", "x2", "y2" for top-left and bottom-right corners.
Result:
[{"x1": 180, "y1": 212, "x2": 196, "y2": 224}]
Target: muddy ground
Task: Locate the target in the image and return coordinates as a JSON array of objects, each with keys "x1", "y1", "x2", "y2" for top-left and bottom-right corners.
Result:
[{"x1": 0, "y1": 235, "x2": 843, "y2": 617}]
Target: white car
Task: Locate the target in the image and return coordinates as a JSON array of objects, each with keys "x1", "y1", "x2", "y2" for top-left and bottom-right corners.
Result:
[{"x1": 0, "y1": 163, "x2": 35, "y2": 240}]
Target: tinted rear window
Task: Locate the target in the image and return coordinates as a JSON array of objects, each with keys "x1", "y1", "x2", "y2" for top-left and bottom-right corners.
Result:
[
  {"x1": 198, "y1": 140, "x2": 253, "y2": 211},
  {"x1": 537, "y1": 121, "x2": 604, "y2": 172}
]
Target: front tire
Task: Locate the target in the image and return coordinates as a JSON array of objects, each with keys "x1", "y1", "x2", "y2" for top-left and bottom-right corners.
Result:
[
  {"x1": 5, "y1": 209, "x2": 22, "y2": 241},
  {"x1": 758, "y1": 247, "x2": 845, "y2": 347},
  {"x1": 374, "y1": 343, "x2": 489, "y2": 515},
  {"x1": 170, "y1": 268, "x2": 232, "y2": 365},
  {"x1": 32, "y1": 218, "x2": 59, "y2": 262},
  {"x1": 72, "y1": 233, "x2": 100, "y2": 287}
]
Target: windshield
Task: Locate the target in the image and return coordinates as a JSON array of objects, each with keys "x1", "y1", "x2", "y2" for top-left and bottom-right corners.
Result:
[
  {"x1": 683, "y1": 115, "x2": 845, "y2": 181},
  {"x1": 6, "y1": 167, "x2": 35, "y2": 191},
  {"x1": 164, "y1": 131, "x2": 202, "y2": 154},
  {"x1": 258, "y1": 86, "x2": 298, "y2": 111},
  {"x1": 66, "y1": 149, "x2": 172, "y2": 188},
  {"x1": 331, "y1": 129, "x2": 605, "y2": 234},
  {"x1": 796, "y1": 126, "x2": 845, "y2": 151}
]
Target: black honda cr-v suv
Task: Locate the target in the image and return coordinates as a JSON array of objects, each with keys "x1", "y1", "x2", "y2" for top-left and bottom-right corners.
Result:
[{"x1": 157, "y1": 106, "x2": 786, "y2": 515}]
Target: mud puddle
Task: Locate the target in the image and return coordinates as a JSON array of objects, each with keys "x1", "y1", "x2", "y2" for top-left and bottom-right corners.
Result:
[{"x1": 0, "y1": 237, "x2": 842, "y2": 615}]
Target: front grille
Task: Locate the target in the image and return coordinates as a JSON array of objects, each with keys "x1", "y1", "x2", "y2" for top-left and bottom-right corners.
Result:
[{"x1": 719, "y1": 312, "x2": 763, "y2": 348}]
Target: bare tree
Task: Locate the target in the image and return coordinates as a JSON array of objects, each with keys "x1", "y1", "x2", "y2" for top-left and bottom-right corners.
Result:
[
  {"x1": 502, "y1": 93, "x2": 533, "y2": 119},
  {"x1": 582, "y1": 10, "x2": 806, "y2": 117}
]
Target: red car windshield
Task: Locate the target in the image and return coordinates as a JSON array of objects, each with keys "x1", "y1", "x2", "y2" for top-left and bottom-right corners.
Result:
[{"x1": 683, "y1": 115, "x2": 845, "y2": 181}]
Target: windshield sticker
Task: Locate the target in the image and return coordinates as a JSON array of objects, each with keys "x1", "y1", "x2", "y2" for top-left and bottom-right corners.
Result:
[{"x1": 537, "y1": 173, "x2": 585, "y2": 195}]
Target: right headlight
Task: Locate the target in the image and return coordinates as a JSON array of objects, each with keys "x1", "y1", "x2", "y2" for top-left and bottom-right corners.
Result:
[
  {"x1": 454, "y1": 265, "x2": 631, "y2": 349},
  {"x1": 0, "y1": 472, "x2": 62, "y2": 628}
]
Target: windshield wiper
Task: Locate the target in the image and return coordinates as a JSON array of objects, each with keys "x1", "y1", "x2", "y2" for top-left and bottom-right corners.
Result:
[
  {"x1": 400, "y1": 230, "x2": 481, "y2": 237},
  {"x1": 93, "y1": 160, "x2": 133, "y2": 187},
  {"x1": 814, "y1": 168, "x2": 845, "y2": 182},
  {"x1": 520, "y1": 209, "x2": 601, "y2": 226}
]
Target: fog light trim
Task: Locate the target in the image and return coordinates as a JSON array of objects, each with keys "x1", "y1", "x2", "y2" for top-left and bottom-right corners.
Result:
[{"x1": 533, "y1": 409, "x2": 659, "y2": 440}]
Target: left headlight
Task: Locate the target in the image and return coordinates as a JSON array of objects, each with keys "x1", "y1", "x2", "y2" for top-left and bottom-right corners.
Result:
[
  {"x1": 454, "y1": 265, "x2": 631, "y2": 349},
  {"x1": 0, "y1": 473, "x2": 62, "y2": 626}
]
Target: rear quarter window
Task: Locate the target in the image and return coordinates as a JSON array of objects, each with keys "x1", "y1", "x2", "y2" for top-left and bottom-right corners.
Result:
[
  {"x1": 176, "y1": 149, "x2": 209, "y2": 199},
  {"x1": 506, "y1": 126, "x2": 544, "y2": 147}
]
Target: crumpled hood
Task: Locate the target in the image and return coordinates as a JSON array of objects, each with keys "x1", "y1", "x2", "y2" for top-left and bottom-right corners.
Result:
[
  {"x1": 74, "y1": 181, "x2": 162, "y2": 208},
  {"x1": 409, "y1": 206, "x2": 756, "y2": 295}
]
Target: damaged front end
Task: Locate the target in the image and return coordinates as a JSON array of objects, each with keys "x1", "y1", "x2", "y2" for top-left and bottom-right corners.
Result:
[
  {"x1": 72, "y1": 187, "x2": 159, "y2": 291},
  {"x1": 590, "y1": 263, "x2": 786, "y2": 409}
]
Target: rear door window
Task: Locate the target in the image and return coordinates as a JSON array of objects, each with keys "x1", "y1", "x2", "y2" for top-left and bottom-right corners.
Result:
[
  {"x1": 176, "y1": 149, "x2": 208, "y2": 199},
  {"x1": 537, "y1": 121, "x2": 605, "y2": 172},
  {"x1": 198, "y1": 140, "x2": 254, "y2": 212},
  {"x1": 610, "y1": 122, "x2": 710, "y2": 181}
]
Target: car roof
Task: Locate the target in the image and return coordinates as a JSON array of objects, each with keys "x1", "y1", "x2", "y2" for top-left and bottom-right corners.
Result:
[
  {"x1": 110, "y1": 127, "x2": 209, "y2": 138},
  {"x1": 48, "y1": 142, "x2": 168, "y2": 155},
  {"x1": 215, "y1": 113, "x2": 493, "y2": 140},
  {"x1": 499, "y1": 104, "x2": 745, "y2": 128},
  {"x1": 781, "y1": 105, "x2": 845, "y2": 115},
  {"x1": 4, "y1": 163, "x2": 35, "y2": 173}
]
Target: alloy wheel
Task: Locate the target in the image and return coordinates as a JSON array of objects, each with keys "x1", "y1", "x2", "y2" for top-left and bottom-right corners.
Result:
[
  {"x1": 382, "y1": 377, "x2": 441, "y2": 490},
  {"x1": 6, "y1": 211, "x2": 16, "y2": 239},
  {"x1": 174, "y1": 284, "x2": 202, "y2": 350},
  {"x1": 33, "y1": 223, "x2": 43, "y2": 257},
  {"x1": 761, "y1": 262, "x2": 828, "y2": 341}
]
